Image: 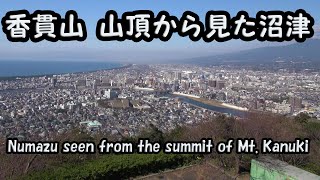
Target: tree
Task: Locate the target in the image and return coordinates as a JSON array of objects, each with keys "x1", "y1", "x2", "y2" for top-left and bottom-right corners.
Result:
[
  {"x1": 139, "y1": 124, "x2": 164, "y2": 143},
  {"x1": 295, "y1": 112, "x2": 311, "y2": 124}
]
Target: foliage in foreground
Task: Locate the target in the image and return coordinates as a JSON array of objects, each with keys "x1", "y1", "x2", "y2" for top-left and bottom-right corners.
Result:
[
  {"x1": 2, "y1": 112, "x2": 319, "y2": 179},
  {"x1": 24, "y1": 153, "x2": 195, "y2": 180}
]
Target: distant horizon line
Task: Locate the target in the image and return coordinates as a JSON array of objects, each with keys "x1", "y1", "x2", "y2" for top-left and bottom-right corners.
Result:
[{"x1": 0, "y1": 38, "x2": 318, "y2": 63}]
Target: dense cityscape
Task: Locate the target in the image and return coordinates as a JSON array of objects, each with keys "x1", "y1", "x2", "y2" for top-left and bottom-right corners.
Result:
[{"x1": 0, "y1": 63, "x2": 319, "y2": 140}]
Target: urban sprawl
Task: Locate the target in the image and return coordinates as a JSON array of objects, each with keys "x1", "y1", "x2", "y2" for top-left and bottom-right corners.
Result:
[{"x1": 0, "y1": 64, "x2": 319, "y2": 140}]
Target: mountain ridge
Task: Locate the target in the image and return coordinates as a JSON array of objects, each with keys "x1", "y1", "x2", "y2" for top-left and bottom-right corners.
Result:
[{"x1": 186, "y1": 39, "x2": 320, "y2": 65}]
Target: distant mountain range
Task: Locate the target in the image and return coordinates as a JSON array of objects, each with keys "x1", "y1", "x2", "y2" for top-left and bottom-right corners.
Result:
[{"x1": 186, "y1": 39, "x2": 320, "y2": 65}]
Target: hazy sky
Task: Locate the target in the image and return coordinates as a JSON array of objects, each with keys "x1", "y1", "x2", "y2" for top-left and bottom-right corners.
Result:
[{"x1": 0, "y1": 0, "x2": 319, "y2": 62}]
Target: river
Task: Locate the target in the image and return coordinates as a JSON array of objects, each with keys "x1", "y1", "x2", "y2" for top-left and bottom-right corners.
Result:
[{"x1": 169, "y1": 94, "x2": 247, "y2": 117}]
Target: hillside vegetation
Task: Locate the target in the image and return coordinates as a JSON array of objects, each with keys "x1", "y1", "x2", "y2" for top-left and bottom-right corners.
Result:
[{"x1": 0, "y1": 112, "x2": 319, "y2": 179}]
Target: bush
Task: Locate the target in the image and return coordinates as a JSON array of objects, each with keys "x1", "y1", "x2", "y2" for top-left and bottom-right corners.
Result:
[{"x1": 25, "y1": 153, "x2": 195, "y2": 179}]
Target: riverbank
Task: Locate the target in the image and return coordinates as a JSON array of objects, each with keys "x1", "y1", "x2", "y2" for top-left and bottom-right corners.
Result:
[
  {"x1": 182, "y1": 96, "x2": 248, "y2": 112},
  {"x1": 221, "y1": 103, "x2": 248, "y2": 111},
  {"x1": 187, "y1": 97, "x2": 225, "y2": 108},
  {"x1": 169, "y1": 94, "x2": 246, "y2": 117}
]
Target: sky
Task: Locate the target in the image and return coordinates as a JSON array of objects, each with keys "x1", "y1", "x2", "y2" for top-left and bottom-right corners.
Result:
[{"x1": 0, "y1": 0, "x2": 319, "y2": 62}]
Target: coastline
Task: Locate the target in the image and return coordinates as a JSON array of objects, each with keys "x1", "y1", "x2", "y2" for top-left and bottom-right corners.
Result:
[{"x1": 0, "y1": 62, "x2": 132, "y2": 80}]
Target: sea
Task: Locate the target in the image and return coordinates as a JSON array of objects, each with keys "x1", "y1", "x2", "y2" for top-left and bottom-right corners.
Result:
[{"x1": 0, "y1": 61, "x2": 123, "y2": 77}]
